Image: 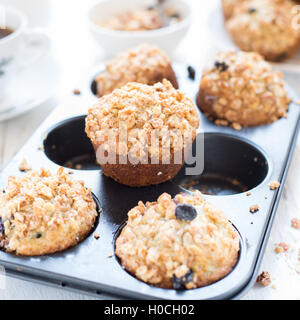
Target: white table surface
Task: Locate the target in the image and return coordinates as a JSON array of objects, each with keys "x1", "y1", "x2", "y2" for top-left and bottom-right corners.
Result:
[{"x1": 0, "y1": 0, "x2": 300, "y2": 300}]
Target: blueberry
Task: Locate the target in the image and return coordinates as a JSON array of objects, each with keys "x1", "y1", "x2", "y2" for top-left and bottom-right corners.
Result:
[
  {"x1": 248, "y1": 8, "x2": 257, "y2": 13},
  {"x1": 0, "y1": 217, "x2": 4, "y2": 235},
  {"x1": 187, "y1": 66, "x2": 196, "y2": 80},
  {"x1": 172, "y1": 270, "x2": 194, "y2": 290},
  {"x1": 36, "y1": 233, "x2": 42, "y2": 239},
  {"x1": 175, "y1": 204, "x2": 197, "y2": 221},
  {"x1": 171, "y1": 13, "x2": 180, "y2": 19},
  {"x1": 214, "y1": 61, "x2": 229, "y2": 72}
]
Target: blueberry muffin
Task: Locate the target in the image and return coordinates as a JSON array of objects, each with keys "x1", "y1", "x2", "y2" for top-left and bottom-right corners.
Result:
[
  {"x1": 115, "y1": 191, "x2": 240, "y2": 289},
  {"x1": 196, "y1": 51, "x2": 290, "y2": 129},
  {"x1": 0, "y1": 167, "x2": 98, "y2": 256},
  {"x1": 222, "y1": 0, "x2": 245, "y2": 20},
  {"x1": 86, "y1": 80, "x2": 199, "y2": 187},
  {"x1": 225, "y1": 0, "x2": 300, "y2": 61},
  {"x1": 95, "y1": 44, "x2": 178, "y2": 97},
  {"x1": 100, "y1": 8, "x2": 164, "y2": 31}
]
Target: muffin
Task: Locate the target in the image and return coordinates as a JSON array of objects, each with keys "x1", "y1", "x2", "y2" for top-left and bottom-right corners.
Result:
[
  {"x1": 95, "y1": 44, "x2": 178, "y2": 97},
  {"x1": 225, "y1": 0, "x2": 300, "y2": 61},
  {"x1": 196, "y1": 51, "x2": 290, "y2": 129},
  {"x1": 222, "y1": 0, "x2": 245, "y2": 20},
  {"x1": 100, "y1": 8, "x2": 164, "y2": 31},
  {"x1": 0, "y1": 167, "x2": 98, "y2": 256},
  {"x1": 115, "y1": 191, "x2": 240, "y2": 289},
  {"x1": 86, "y1": 79, "x2": 199, "y2": 187}
]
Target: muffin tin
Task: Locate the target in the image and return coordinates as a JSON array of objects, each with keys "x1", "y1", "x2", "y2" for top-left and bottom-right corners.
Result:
[{"x1": 0, "y1": 63, "x2": 299, "y2": 300}]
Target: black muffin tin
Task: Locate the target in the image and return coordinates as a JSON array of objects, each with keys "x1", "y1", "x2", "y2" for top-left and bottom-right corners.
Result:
[{"x1": 0, "y1": 64, "x2": 299, "y2": 300}]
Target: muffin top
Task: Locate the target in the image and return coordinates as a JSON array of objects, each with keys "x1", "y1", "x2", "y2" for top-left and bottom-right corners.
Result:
[
  {"x1": 115, "y1": 191, "x2": 240, "y2": 289},
  {"x1": 86, "y1": 79, "x2": 199, "y2": 161},
  {"x1": 100, "y1": 8, "x2": 163, "y2": 31},
  {"x1": 199, "y1": 50, "x2": 290, "y2": 128},
  {"x1": 226, "y1": 0, "x2": 300, "y2": 60},
  {"x1": 222, "y1": 0, "x2": 245, "y2": 20},
  {"x1": 95, "y1": 44, "x2": 177, "y2": 96},
  {"x1": 0, "y1": 167, "x2": 98, "y2": 256}
]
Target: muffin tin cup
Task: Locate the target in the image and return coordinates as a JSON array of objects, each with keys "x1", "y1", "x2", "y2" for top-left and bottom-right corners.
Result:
[{"x1": 0, "y1": 63, "x2": 299, "y2": 299}]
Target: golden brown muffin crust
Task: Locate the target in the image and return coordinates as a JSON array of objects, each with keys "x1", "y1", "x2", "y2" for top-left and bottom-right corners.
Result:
[
  {"x1": 197, "y1": 51, "x2": 290, "y2": 129},
  {"x1": 95, "y1": 44, "x2": 178, "y2": 97},
  {"x1": 115, "y1": 191, "x2": 240, "y2": 289},
  {"x1": 0, "y1": 167, "x2": 98, "y2": 256},
  {"x1": 86, "y1": 80, "x2": 199, "y2": 186},
  {"x1": 225, "y1": 0, "x2": 300, "y2": 61}
]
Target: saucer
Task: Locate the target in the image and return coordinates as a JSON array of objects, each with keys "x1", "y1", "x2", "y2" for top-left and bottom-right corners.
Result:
[{"x1": 0, "y1": 53, "x2": 60, "y2": 122}]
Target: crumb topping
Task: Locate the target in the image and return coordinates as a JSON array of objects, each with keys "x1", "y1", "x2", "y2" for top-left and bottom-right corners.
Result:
[
  {"x1": 0, "y1": 167, "x2": 98, "y2": 255},
  {"x1": 86, "y1": 79, "x2": 199, "y2": 160},
  {"x1": 226, "y1": 0, "x2": 300, "y2": 60},
  {"x1": 115, "y1": 191, "x2": 240, "y2": 289},
  {"x1": 199, "y1": 51, "x2": 290, "y2": 127},
  {"x1": 95, "y1": 44, "x2": 177, "y2": 96}
]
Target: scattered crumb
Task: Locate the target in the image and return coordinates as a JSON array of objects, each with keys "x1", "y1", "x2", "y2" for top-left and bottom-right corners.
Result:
[
  {"x1": 269, "y1": 181, "x2": 280, "y2": 190},
  {"x1": 38, "y1": 145, "x2": 44, "y2": 151},
  {"x1": 275, "y1": 242, "x2": 289, "y2": 253},
  {"x1": 73, "y1": 89, "x2": 81, "y2": 95},
  {"x1": 231, "y1": 122, "x2": 242, "y2": 131},
  {"x1": 68, "y1": 171, "x2": 74, "y2": 175},
  {"x1": 215, "y1": 119, "x2": 228, "y2": 126},
  {"x1": 256, "y1": 271, "x2": 271, "y2": 287},
  {"x1": 157, "y1": 171, "x2": 162, "y2": 176},
  {"x1": 18, "y1": 158, "x2": 32, "y2": 172},
  {"x1": 250, "y1": 204, "x2": 259, "y2": 213},
  {"x1": 271, "y1": 284, "x2": 277, "y2": 290},
  {"x1": 107, "y1": 253, "x2": 113, "y2": 258},
  {"x1": 296, "y1": 263, "x2": 300, "y2": 274},
  {"x1": 75, "y1": 164, "x2": 82, "y2": 170},
  {"x1": 264, "y1": 195, "x2": 268, "y2": 199},
  {"x1": 94, "y1": 233, "x2": 100, "y2": 240},
  {"x1": 291, "y1": 218, "x2": 300, "y2": 230},
  {"x1": 246, "y1": 191, "x2": 251, "y2": 196}
]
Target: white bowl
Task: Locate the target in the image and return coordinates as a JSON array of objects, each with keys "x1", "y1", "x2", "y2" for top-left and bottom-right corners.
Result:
[{"x1": 88, "y1": 0, "x2": 191, "y2": 56}]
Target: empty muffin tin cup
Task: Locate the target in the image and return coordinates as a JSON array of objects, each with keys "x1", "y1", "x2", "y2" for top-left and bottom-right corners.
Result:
[
  {"x1": 43, "y1": 116, "x2": 99, "y2": 170},
  {"x1": 173, "y1": 133, "x2": 269, "y2": 195}
]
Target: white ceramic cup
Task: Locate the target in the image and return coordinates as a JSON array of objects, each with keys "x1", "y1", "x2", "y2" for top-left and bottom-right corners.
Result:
[
  {"x1": 0, "y1": 0, "x2": 51, "y2": 27},
  {"x1": 0, "y1": 6, "x2": 49, "y2": 99}
]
